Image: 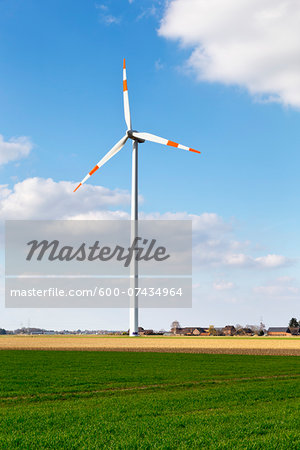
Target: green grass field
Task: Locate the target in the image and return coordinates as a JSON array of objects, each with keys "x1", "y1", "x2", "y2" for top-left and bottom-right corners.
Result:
[{"x1": 0, "y1": 351, "x2": 299, "y2": 449}]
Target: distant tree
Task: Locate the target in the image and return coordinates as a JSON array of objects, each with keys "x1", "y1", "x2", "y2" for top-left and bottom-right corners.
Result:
[
  {"x1": 246, "y1": 324, "x2": 260, "y2": 335},
  {"x1": 288, "y1": 318, "x2": 299, "y2": 335},
  {"x1": 259, "y1": 321, "x2": 266, "y2": 331},
  {"x1": 235, "y1": 324, "x2": 244, "y2": 335},
  {"x1": 0, "y1": 328, "x2": 6, "y2": 335},
  {"x1": 289, "y1": 318, "x2": 299, "y2": 328},
  {"x1": 17, "y1": 327, "x2": 27, "y2": 334},
  {"x1": 208, "y1": 325, "x2": 217, "y2": 336},
  {"x1": 258, "y1": 322, "x2": 266, "y2": 336},
  {"x1": 236, "y1": 328, "x2": 245, "y2": 336}
]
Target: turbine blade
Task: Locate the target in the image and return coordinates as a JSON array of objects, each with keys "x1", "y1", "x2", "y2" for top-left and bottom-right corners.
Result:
[
  {"x1": 74, "y1": 135, "x2": 128, "y2": 192},
  {"x1": 131, "y1": 132, "x2": 200, "y2": 154},
  {"x1": 123, "y1": 59, "x2": 132, "y2": 130}
]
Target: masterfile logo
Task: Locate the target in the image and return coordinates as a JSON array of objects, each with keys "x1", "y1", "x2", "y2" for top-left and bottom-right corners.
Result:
[
  {"x1": 5, "y1": 220, "x2": 192, "y2": 308},
  {"x1": 26, "y1": 237, "x2": 170, "y2": 267},
  {"x1": 6, "y1": 220, "x2": 190, "y2": 276}
]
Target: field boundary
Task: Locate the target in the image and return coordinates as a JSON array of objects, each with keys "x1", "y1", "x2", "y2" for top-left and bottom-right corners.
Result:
[{"x1": 1, "y1": 347, "x2": 300, "y2": 355}]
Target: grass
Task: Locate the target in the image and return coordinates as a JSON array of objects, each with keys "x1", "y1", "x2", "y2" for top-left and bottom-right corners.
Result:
[{"x1": 0, "y1": 351, "x2": 299, "y2": 449}]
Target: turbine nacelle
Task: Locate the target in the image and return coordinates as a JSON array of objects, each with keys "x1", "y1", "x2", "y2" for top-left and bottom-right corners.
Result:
[{"x1": 127, "y1": 130, "x2": 145, "y2": 143}]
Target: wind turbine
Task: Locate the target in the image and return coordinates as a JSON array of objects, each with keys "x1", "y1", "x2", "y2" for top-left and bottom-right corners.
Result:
[{"x1": 74, "y1": 59, "x2": 200, "y2": 336}]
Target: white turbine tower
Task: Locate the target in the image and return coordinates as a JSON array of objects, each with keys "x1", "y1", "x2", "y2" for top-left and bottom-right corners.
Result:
[{"x1": 74, "y1": 59, "x2": 200, "y2": 336}]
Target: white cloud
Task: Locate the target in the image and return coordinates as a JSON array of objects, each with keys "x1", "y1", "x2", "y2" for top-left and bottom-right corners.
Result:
[
  {"x1": 213, "y1": 281, "x2": 235, "y2": 291},
  {"x1": 0, "y1": 178, "x2": 292, "y2": 270},
  {"x1": 255, "y1": 285, "x2": 298, "y2": 296},
  {"x1": 155, "y1": 59, "x2": 164, "y2": 71},
  {"x1": 143, "y1": 211, "x2": 291, "y2": 269},
  {"x1": 225, "y1": 253, "x2": 292, "y2": 268},
  {"x1": 137, "y1": 5, "x2": 157, "y2": 21},
  {"x1": 0, "y1": 178, "x2": 130, "y2": 220},
  {"x1": 254, "y1": 275, "x2": 300, "y2": 297},
  {"x1": 95, "y1": 3, "x2": 121, "y2": 25},
  {"x1": 254, "y1": 277, "x2": 300, "y2": 297},
  {"x1": 277, "y1": 276, "x2": 295, "y2": 283},
  {"x1": 144, "y1": 211, "x2": 232, "y2": 235},
  {"x1": 223, "y1": 253, "x2": 292, "y2": 268},
  {"x1": 101, "y1": 14, "x2": 121, "y2": 25},
  {"x1": 69, "y1": 211, "x2": 129, "y2": 220},
  {"x1": 224, "y1": 253, "x2": 252, "y2": 267},
  {"x1": 95, "y1": 4, "x2": 108, "y2": 11},
  {"x1": 0, "y1": 135, "x2": 33, "y2": 167},
  {"x1": 255, "y1": 254, "x2": 290, "y2": 268},
  {"x1": 159, "y1": 0, "x2": 300, "y2": 108}
]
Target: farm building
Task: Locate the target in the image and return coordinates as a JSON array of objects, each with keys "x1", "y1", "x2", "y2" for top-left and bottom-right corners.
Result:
[
  {"x1": 267, "y1": 327, "x2": 291, "y2": 336},
  {"x1": 222, "y1": 325, "x2": 236, "y2": 336},
  {"x1": 138, "y1": 327, "x2": 154, "y2": 335},
  {"x1": 172, "y1": 327, "x2": 209, "y2": 336},
  {"x1": 235, "y1": 327, "x2": 254, "y2": 336}
]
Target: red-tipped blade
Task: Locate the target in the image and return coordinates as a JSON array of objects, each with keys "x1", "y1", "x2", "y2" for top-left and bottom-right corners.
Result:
[
  {"x1": 123, "y1": 58, "x2": 131, "y2": 130},
  {"x1": 73, "y1": 135, "x2": 128, "y2": 192},
  {"x1": 131, "y1": 132, "x2": 201, "y2": 154},
  {"x1": 73, "y1": 183, "x2": 82, "y2": 192}
]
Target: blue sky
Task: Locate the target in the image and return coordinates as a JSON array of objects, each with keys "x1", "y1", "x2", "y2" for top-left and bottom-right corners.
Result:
[{"x1": 1, "y1": 0, "x2": 299, "y2": 330}]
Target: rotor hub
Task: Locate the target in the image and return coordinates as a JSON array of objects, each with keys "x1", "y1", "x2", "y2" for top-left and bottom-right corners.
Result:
[{"x1": 127, "y1": 130, "x2": 145, "y2": 143}]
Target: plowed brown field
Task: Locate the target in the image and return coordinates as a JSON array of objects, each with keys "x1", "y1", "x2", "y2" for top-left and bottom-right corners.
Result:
[{"x1": 1, "y1": 335, "x2": 300, "y2": 355}]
